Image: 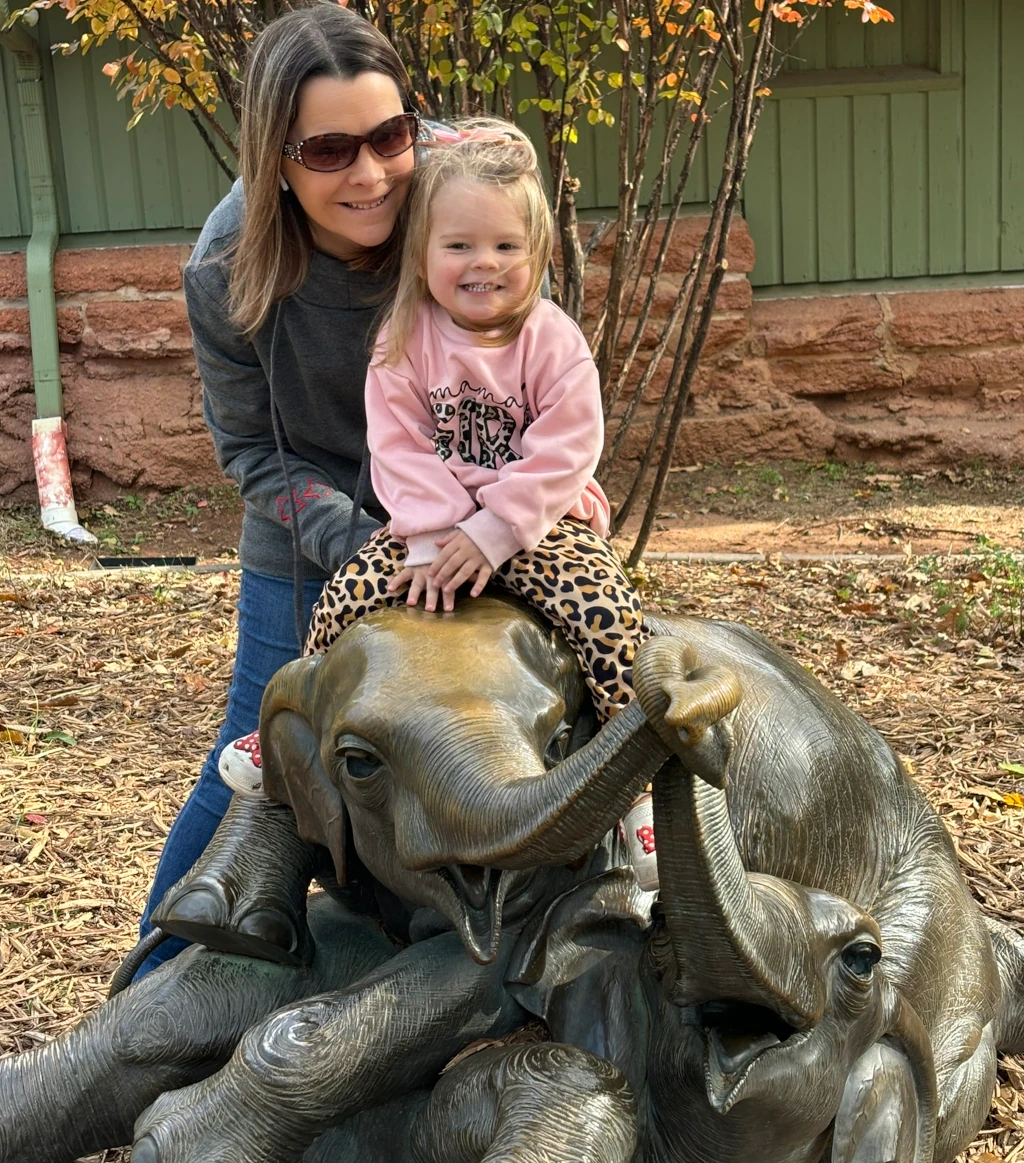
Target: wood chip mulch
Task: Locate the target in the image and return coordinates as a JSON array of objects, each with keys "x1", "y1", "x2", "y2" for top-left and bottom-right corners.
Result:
[{"x1": 1, "y1": 555, "x2": 1022, "y2": 1162}]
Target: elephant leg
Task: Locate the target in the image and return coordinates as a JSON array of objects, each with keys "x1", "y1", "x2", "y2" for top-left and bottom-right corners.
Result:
[
  {"x1": 131, "y1": 931, "x2": 524, "y2": 1163},
  {"x1": 299, "y1": 1094, "x2": 432, "y2": 1163},
  {"x1": 986, "y1": 916, "x2": 1024, "y2": 1054},
  {"x1": 933, "y1": 1023, "x2": 997, "y2": 1163},
  {"x1": 151, "y1": 796, "x2": 328, "y2": 965},
  {"x1": 410, "y1": 1044, "x2": 637, "y2": 1163},
  {"x1": 0, "y1": 894, "x2": 394, "y2": 1163}
]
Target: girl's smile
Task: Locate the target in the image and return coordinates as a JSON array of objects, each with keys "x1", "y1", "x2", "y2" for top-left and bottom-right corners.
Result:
[{"x1": 425, "y1": 179, "x2": 532, "y2": 330}]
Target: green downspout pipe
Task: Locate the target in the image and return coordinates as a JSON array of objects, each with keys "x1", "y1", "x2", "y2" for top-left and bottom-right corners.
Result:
[{"x1": 0, "y1": 5, "x2": 94, "y2": 542}]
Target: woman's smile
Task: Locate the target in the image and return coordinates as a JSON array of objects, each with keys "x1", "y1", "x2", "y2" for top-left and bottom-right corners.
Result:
[{"x1": 284, "y1": 73, "x2": 415, "y2": 259}]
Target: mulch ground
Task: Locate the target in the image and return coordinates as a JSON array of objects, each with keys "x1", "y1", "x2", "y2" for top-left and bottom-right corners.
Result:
[{"x1": 1, "y1": 549, "x2": 1023, "y2": 1162}]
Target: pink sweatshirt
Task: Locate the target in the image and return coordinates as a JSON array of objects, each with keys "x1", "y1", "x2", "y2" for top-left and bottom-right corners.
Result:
[{"x1": 366, "y1": 299, "x2": 611, "y2": 569}]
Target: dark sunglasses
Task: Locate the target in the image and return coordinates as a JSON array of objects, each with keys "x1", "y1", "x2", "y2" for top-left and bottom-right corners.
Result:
[{"x1": 282, "y1": 112, "x2": 419, "y2": 173}]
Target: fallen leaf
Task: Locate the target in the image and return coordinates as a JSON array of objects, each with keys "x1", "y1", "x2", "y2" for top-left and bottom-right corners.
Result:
[
  {"x1": 0, "y1": 728, "x2": 26, "y2": 744},
  {"x1": 25, "y1": 833, "x2": 48, "y2": 863},
  {"x1": 41, "y1": 730, "x2": 76, "y2": 746},
  {"x1": 999, "y1": 763, "x2": 1024, "y2": 778}
]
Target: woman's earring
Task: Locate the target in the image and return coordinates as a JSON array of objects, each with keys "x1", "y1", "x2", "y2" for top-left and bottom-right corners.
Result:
[{"x1": 279, "y1": 174, "x2": 290, "y2": 192}]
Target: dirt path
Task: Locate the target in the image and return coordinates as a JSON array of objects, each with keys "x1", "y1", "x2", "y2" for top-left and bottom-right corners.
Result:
[{"x1": 2, "y1": 460, "x2": 1021, "y2": 574}]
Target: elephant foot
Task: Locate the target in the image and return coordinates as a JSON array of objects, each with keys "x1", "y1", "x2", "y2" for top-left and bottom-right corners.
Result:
[
  {"x1": 133, "y1": 1073, "x2": 297, "y2": 1163},
  {"x1": 152, "y1": 797, "x2": 325, "y2": 966}
]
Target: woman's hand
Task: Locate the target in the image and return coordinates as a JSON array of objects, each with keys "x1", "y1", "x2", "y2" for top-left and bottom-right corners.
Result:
[
  {"x1": 428, "y1": 531, "x2": 492, "y2": 610},
  {"x1": 387, "y1": 565, "x2": 443, "y2": 612}
]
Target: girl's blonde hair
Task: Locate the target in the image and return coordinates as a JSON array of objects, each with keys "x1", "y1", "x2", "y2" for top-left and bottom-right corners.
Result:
[
  {"x1": 229, "y1": 3, "x2": 414, "y2": 336},
  {"x1": 381, "y1": 118, "x2": 553, "y2": 364}
]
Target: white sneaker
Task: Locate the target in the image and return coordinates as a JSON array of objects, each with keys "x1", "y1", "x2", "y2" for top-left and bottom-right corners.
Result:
[
  {"x1": 218, "y1": 729, "x2": 267, "y2": 798},
  {"x1": 618, "y1": 793, "x2": 659, "y2": 891}
]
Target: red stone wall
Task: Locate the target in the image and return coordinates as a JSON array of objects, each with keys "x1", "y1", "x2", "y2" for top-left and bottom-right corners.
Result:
[
  {"x1": 2, "y1": 226, "x2": 1023, "y2": 503},
  {"x1": 586, "y1": 222, "x2": 1024, "y2": 470},
  {"x1": 0, "y1": 245, "x2": 218, "y2": 502}
]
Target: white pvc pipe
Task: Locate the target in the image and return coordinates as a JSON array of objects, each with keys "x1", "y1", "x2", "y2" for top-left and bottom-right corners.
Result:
[{"x1": 31, "y1": 416, "x2": 97, "y2": 543}]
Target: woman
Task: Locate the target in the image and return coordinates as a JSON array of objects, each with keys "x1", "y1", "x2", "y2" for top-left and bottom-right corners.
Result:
[{"x1": 138, "y1": 2, "x2": 426, "y2": 971}]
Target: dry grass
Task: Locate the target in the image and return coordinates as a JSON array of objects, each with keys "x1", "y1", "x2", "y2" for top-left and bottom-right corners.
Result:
[{"x1": 1, "y1": 552, "x2": 1023, "y2": 1161}]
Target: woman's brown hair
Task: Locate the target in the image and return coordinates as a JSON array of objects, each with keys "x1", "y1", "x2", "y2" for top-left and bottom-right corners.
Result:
[{"x1": 229, "y1": 3, "x2": 413, "y2": 335}]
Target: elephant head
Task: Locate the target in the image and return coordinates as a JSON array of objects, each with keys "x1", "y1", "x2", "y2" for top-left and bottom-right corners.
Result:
[
  {"x1": 258, "y1": 598, "x2": 672, "y2": 965},
  {"x1": 626, "y1": 638, "x2": 939, "y2": 1163}
]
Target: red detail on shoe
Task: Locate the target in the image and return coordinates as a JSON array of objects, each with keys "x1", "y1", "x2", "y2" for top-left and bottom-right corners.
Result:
[
  {"x1": 635, "y1": 824, "x2": 656, "y2": 855},
  {"x1": 232, "y1": 729, "x2": 262, "y2": 769}
]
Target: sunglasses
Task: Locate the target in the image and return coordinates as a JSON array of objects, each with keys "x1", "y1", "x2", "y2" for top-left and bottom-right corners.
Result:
[{"x1": 282, "y1": 112, "x2": 420, "y2": 173}]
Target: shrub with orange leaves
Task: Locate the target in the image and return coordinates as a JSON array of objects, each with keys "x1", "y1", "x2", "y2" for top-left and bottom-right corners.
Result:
[{"x1": 2, "y1": 0, "x2": 892, "y2": 558}]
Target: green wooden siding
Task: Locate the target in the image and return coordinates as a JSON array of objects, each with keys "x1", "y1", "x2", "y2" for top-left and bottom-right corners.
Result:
[
  {"x1": 1, "y1": 46, "x2": 30, "y2": 237},
  {"x1": 1, "y1": 9, "x2": 229, "y2": 240},
  {"x1": 744, "y1": 0, "x2": 1024, "y2": 285},
  {"x1": 2, "y1": 0, "x2": 1023, "y2": 289}
]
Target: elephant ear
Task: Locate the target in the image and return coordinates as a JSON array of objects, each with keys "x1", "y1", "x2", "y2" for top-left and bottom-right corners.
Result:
[{"x1": 261, "y1": 655, "x2": 347, "y2": 885}]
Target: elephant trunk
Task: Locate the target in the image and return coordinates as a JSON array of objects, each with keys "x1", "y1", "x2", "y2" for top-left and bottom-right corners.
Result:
[
  {"x1": 652, "y1": 758, "x2": 825, "y2": 1029},
  {"x1": 433, "y1": 701, "x2": 672, "y2": 870}
]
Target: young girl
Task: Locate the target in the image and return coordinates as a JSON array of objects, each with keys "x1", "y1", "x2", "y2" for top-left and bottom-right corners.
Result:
[{"x1": 220, "y1": 119, "x2": 658, "y2": 889}]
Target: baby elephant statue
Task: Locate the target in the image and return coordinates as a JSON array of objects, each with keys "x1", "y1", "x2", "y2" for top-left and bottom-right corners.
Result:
[{"x1": 2, "y1": 595, "x2": 1024, "y2": 1163}]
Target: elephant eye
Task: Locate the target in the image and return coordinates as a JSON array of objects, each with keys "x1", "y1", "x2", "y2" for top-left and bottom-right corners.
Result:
[
  {"x1": 544, "y1": 721, "x2": 573, "y2": 769},
  {"x1": 842, "y1": 940, "x2": 881, "y2": 977},
  {"x1": 336, "y1": 736, "x2": 383, "y2": 780}
]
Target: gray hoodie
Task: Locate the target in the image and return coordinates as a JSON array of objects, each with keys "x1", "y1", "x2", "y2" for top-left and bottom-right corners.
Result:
[{"x1": 184, "y1": 182, "x2": 387, "y2": 581}]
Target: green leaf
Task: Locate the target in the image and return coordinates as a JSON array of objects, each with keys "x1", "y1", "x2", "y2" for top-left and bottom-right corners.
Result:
[
  {"x1": 41, "y1": 730, "x2": 77, "y2": 746},
  {"x1": 1000, "y1": 763, "x2": 1024, "y2": 777},
  {"x1": 518, "y1": 98, "x2": 532, "y2": 114}
]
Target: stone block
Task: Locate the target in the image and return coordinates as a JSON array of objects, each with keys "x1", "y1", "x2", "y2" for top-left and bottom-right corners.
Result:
[
  {"x1": 59, "y1": 363, "x2": 221, "y2": 491},
  {"x1": 703, "y1": 313, "x2": 750, "y2": 357},
  {"x1": 83, "y1": 299, "x2": 192, "y2": 358},
  {"x1": 0, "y1": 368, "x2": 35, "y2": 496},
  {"x1": 606, "y1": 399, "x2": 836, "y2": 466},
  {"x1": 0, "y1": 306, "x2": 86, "y2": 351},
  {"x1": 769, "y1": 356, "x2": 902, "y2": 397},
  {"x1": 707, "y1": 359, "x2": 777, "y2": 411},
  {"x1": 887, "y1": 286, "x2": 1024, "y2": 350},
  {"x1": 669, "y1": 402, "x2": 837, "y2": 465},
  {"x1": 753, "y1": 295, "x2": 883, "y2": 357},
  {"x1": 580, "y1": 215, "x2": 756, "y2": 274},
  {"x1": 55, "y1": 245, "x2": 188, "y2": 294},
  {"x1": 0, "y1": 307, "x2": 30, "y2": 351},
  {"x1": 833, "y1": 410, "x2": 1024, "y2": 469},
  {"x1": 58, "y1": 307, "x2": 85, "y2": 345},
  {"x1": 0, "y1": 252, "x2": 27, "y2": 299},
  {"x1": 899, "y1": 345, "x2": 1024, "y2": 397},
  {"x1": 716, "y1": 274, "x2": 753, "y2": 313}
]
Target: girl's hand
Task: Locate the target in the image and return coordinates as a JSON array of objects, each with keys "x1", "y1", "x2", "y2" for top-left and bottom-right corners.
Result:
[
  {"x1": 387, "y1": 565, "x2": 443, "y2": 612},
  {"x1": 429, "y1": 531, "x2": 492, "y2": 610}
]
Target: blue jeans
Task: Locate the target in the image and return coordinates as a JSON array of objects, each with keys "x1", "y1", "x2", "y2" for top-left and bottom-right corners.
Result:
[{"x1": 137, "y1": 569, "x2": 325, "y2": 975}]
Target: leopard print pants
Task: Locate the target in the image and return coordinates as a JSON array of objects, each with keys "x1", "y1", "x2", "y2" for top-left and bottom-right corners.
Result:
[{"x1": 305, "y1": 519, "x2": 650, "y2": 722}]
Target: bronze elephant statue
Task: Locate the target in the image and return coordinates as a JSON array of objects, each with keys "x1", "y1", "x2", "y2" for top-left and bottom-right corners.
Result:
[{"x1": 1, "y1": 595, "x2": 1022, "y2": 1163}]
